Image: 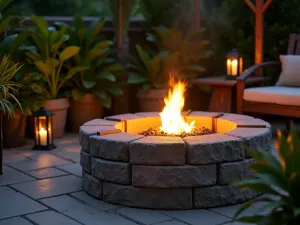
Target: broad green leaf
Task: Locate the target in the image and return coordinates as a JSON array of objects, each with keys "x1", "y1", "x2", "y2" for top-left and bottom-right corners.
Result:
[
  {"x1": 83, "y1": 80, "x2": 96, "y2": 89},
  {"x1": 25, "y1": 52, "x2": 40, "y2": 62},
  {"x1": 94, "y1": 41, "x2": 113, "y2": 49},
  {"x1": 87, "y1": 19, "x2": 106, "y2": 43},
  {"x1": 136, "y1": 45, "x2": 150, "y2": 72},
  {"x1": 11, "y1": 30, "x2": 31, "y2": 51},
  {"x1": 0, "y1": 16, "x2": 12, "y2": 37},
  {"x1": 234, "y1": 197, "x2": 274, "y2": 219},
  {"x1": 87, "y1": 48, "x2": 107, "y2": 61},
  {"x1": 149, "y1": 55, "x2": 161, "y2": 76},
  {"x1": 71, "y1": 89, "x2": 85, "y2": 100},
  {"x1": 46, "y1": 58, "x2": 59, "y2": 71},
  {"x1": 100, "y1": 94, "x2": 112, "y2": 108},
  {"x1": 105, "y1": 64, "x2": 123, "y2": 72},
  {"x1": 233, "y1": 179, "x2": 284, "y2": 196},
  {"x1": 95, "y1": 90, "x2": 107, "y2": 101},
  {"x1": 128, "y1": 72, "x2": 148, "y2": 84},
  {"x1": 30, "y1": 16, "x2": 49, "y2": 39},
  {"x1": 97, "y1": 72, "x2": 116, "y2": 82},
  {"x1": 34, "y1": 61, "x2": 52, "y2": 77},
  {"x1": 106, "y1": 88, "x2": 123, "y2": 96},
  {"x1": 65, "y1": 66, "x2": 89, "y2": 80},
  {"x1": 78, "y1": 28, "x2": 87, "y2": 43},
  {"x1": 59, "y1": 46, "x2": 80, "y2": 62},
  {"x1": 235, "y1": 215, "x2": 265, "y2": 223}
]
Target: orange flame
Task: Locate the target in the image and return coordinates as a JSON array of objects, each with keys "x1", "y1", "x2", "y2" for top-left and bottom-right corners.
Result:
[{"x1": 159, "y1": 76, "x2": 195, "y2": 134}]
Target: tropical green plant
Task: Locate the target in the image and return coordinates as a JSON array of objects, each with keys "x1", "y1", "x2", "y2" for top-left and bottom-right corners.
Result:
[
  {"x1": 128, "y1": 26, "x2": 213, "y2": 89},
  {"x1": 24, "y1": 16, "x2": 88, "y2": 99},
  {"x1": 11, "y1": 71, "x2": 47, "y2": 115},
  {"x1": 61, "y1": 17, "x2": 124, "y2": 108},
  {"x1": 0, "y1": 55, "x2": 22, "y2": 117},
  {"x1": 233, "y1": 125, "x2": 300, "y2": 225}
]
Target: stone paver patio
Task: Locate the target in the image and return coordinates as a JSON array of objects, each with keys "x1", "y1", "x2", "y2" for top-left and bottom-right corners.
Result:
[{"x1": 0, "y1": 127, "x2": 282, "y2": 225}]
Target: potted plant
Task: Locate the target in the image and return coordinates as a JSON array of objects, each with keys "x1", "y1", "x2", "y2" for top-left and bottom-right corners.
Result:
[
  {"x1": 25, "y1": 16, "x2": 88, "y2": 138},
  {"x1": 128, "y1": 27, "x2": 213, "y2": 111},
  {"x1": 233, "y1": 125, "x2": 300, "y2": 225},
  {"x1": 0, "y1": 56, "x2": 22, "y2": 174},
  {"x1": 61, "y1": 17, "x2": 124, "y2": 132},
  {"x1": 2, "y1": 71, "x2": 46, "y2": 148},
  {"x1": 0, "y1": 56, "x2": 23, "y2": 147}
]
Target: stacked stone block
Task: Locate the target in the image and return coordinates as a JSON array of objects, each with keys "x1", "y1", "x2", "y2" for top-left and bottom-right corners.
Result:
[{"x1": 80, "y1": 113, "x2": 272, "y2": 209}]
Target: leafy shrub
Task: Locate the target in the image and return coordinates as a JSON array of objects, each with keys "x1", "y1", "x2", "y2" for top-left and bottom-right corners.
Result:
[{"x1": 234, "y1": 125, "x2": 300, "y2": 225}]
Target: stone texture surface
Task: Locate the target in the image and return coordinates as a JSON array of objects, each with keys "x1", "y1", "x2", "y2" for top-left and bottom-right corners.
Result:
[
  {"x1": 82, "y1": 171, "x2": 102, "y2": 199},
  {"x1": 1, "y1": 131, "x2": 282, "y2": 224},
  {"x1": 83, "y1": 119, "x2": 118, "y2": 126},
  {"x1": 225, "y1": 128, "x2": 272, "y2": 157},
  {"x1": 184, "y1": 134, "x2": 244, "y2": 164},
  {"x1": 0, "y1": 191, "x2": 47, "y2": 219},
  {"x1": 132, "y1": 165, "x2": 216, "y2": 188},
  {"x1": 80, "y1": 150, "x2": 91, "y2": 173},
  {"x1": 103, "y1": 182, "x2": 193, "y2": 209},
  {"x1": 193, "y1": 185, "x2": 260, "y2": 208},
  {"x1": 185, "y1": 111, "x2": 222, "y2": 131},
  {"x1": 79, "y1": 126, "x2": 117, "y2": 152},
  {"x1": 105, "y1": 113, "x2": 143, "y2": 121},
  {"x1": 130, "y1": 136, "x2": 185, "y2": 165},
  {"x1": 126, "y1": 117, "x2": 162, "y2": 134},
  {"x1": 92, "y1": 158, "x2": 131, "y2": 184},
  {"x1": 11, "y1": 175, "x2": 82, "y2": 199},
  {"x1": 135, "y1": 112, "x2": 160, "y2": 117},
  {"x1": 218, "y1": 159, "x2": 255, "y2": 185},
  {"x1": 26, "y1": 210, "x2": 81, "y2": 225},
  {"x1": 25, "y1": 168, "x2": 67, "y2": 179},
  {"x1": 90, "y1": 133, "x2": 144, "y2": 162}
]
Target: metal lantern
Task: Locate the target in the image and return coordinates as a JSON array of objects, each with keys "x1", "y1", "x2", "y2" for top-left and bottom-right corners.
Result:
[
  {"x1": 32, "y1": 107, "x2": 56, "y2": 150},
  {"x1": 226, "y1": 49, "x2": 243, "y2": 80}
]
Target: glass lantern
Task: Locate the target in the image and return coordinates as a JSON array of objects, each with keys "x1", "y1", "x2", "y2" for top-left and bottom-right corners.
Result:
[
  {"x1": 226, "y1": 49, "x2": 243, "y2": 80},
  {"x1": 32, "y1": 107, "x2": 56, "y2": 150}
]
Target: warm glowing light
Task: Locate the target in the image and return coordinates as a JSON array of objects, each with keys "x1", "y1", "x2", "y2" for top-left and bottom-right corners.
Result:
[
  {"x1": 159, "y1": 76, "x2": 195, "y2": 134},
  {"x1": 231, "y1": 59, "x2": 238, "y2": 76},
  {"x1": 39, "y1": 127, "x2": 47, "y2": 146}
]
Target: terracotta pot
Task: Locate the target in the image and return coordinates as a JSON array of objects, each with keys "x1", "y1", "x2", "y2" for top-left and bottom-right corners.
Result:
[
  {"x1": 3, "y1": 111, "x2": 27, "y2": 148},
  {"x1": 68, "y1": 94, "x2": 103, "y2": 133},
  {"x1": 44, "y1": 98, "x2": 70, "y2": 138},
  {"x1": 136, "y1": 88, "x2": 168, "y2": 112}
]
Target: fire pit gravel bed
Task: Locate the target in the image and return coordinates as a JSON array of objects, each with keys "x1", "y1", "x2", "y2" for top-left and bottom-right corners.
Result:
[{"x1": 79, "y1": 111, "x2": 272, "y2": 209}]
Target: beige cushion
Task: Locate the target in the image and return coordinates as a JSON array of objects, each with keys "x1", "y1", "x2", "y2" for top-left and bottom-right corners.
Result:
[
  {"x1": 244, "y1": 86, "x2": 300, "y2": 106},
  {"x1": 276, "y1": 55, "x2": 300, "y2": 86}
]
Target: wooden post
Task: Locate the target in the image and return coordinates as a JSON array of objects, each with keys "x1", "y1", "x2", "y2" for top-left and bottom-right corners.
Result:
[
  {"x1": 117, "y1": 0, "x2": 123, "y2": 59},
  {"x1": 244, "y1": 0, "x2": 272, "y2": 67},
  {"x1": 193, "y1": 0, "x2": 200, "y2": 29}
]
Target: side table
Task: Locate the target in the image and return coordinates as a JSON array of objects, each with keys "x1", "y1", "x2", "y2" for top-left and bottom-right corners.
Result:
[{"x1": 190, "y1": 76, "x2": 269, "y2": 113}]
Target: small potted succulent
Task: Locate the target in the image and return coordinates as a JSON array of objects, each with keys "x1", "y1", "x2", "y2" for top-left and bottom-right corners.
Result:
[
  {"x1": 60, "y1": 17, "x2": 124, "y2": 132},
  {"x1": 128, "y1": 26, "x2": 213, "y2": 111}
]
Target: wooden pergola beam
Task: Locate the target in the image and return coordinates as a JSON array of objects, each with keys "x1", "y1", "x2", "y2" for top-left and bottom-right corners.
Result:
[
  {"x1": 244, "y1": 0, "x2": 256, "y2": 13},
  {"x1": 244, "y1": 0, "x2": 272, "y2": 69},
  {"x1": 262, "y1": 0, "x2": 272, "y2": 13}
]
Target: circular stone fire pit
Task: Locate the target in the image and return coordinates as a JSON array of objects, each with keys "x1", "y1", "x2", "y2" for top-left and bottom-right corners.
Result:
[{"x1": 79, "y1": 111, "x2": 272, "y2": 209}]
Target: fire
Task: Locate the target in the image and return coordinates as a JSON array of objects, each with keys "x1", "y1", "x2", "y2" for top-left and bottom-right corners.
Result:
[{"x1": 159, "y1": 76, "x2": 195, "y2": 134}]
